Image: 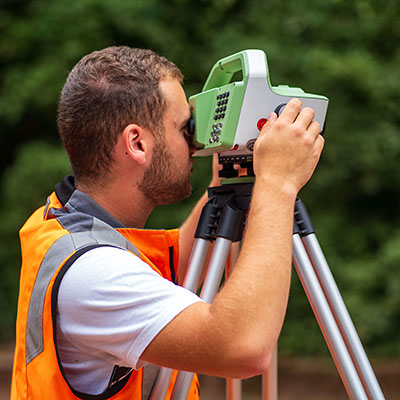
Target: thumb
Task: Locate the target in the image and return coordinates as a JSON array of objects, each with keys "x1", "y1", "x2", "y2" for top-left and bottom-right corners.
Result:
[{"x1": 260, "y1": 112, "x2": 278, "y2": 133}]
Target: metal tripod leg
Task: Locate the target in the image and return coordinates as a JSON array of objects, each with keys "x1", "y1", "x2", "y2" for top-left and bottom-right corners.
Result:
[
  {"x1": 302, "y1": 233, "x2": 385, "y2": 400},
  {"x1": 226, "y1": 379, "x2": 242, "y2": 400},
  {"x1": 226, "y1": 243, "x2": 242, "y2": 400},
  {"x1": 183, "y1": 238, "x2": 212, "y2": 292},
  {"x1": 293, "y1": 233, "x2": 368, "y2": 400},
  {"x1": 262, "y1": 346, "x2": 278, "y2": 400},
  {"x1": 149, "y1": 367, "x2": 175, "y2": 400},
  {"x1": 149, "y1": 238, "x2": 211, "y2": 400},
  {"x1": 295, "y1": 197, "x2": 385, "y2": 400},
  {"x1": 170, "y1": 237, "x2": 233, "y2": 400}
]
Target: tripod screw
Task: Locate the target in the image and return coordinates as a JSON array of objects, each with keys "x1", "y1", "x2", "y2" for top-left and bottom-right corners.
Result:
[{"x1": 246, "y1": 139, "x2": 256, "y2": 152}]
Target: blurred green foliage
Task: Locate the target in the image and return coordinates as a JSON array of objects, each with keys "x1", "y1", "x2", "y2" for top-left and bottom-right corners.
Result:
[
  {"x1": 0, "y1": 0, "x2": 399, "y2": 356},
  {"x1": 0, "y1": 141, "x2": 71, "y2": 340}
]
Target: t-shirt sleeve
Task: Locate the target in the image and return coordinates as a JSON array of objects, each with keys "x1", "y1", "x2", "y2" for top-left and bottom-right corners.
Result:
[{"x1": 57, "y1": 246, "x2": 203, "y2": 369}]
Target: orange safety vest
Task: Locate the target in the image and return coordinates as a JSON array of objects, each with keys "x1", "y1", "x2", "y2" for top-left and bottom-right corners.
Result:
[{"x1": 11, "y1": 176, "x2": 200, "y2": 399}]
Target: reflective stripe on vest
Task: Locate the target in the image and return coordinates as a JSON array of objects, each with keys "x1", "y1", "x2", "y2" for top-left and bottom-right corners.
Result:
[{"x1": 26, "y1": 218, "x2": 140, "y2": 364}]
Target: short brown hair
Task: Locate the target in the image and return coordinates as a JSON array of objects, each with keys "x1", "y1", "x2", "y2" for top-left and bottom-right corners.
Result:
[{"x1": 57, "y1": 46, "x2": 183, "y2": 180}]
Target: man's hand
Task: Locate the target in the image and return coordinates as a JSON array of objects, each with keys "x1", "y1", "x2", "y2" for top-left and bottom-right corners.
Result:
[{"x1": 254, "y1": 98, "x2": 325, "y2": 196}]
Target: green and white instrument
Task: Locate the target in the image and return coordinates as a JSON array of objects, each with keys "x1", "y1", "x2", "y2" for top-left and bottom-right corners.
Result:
[{"x1": 189, "y1": 49, "x2": 329, "y2": 163}]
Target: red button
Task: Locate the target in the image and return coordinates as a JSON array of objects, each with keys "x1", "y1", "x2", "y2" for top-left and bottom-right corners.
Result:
[{"x1": 257, "y1": 118, "x2": 268, "y2": 131}]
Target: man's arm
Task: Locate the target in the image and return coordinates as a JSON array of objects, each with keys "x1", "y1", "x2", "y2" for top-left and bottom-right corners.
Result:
[{"x1": 142, "y1": 99, "x2": 325, "y2": 378}]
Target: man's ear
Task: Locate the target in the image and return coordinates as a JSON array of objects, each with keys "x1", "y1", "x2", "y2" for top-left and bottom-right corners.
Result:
[{"x1": 122, "y1": 124, "x2": 152, "y2": 166}]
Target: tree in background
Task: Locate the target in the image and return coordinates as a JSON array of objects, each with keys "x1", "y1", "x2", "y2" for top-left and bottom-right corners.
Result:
[{"x1": 0, "y1": 0, "x2": 399, "y2": 356}]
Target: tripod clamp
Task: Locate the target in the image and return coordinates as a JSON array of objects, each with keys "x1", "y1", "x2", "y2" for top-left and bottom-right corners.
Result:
[
  {"x1": 293, "y1": 197, "x2": 315, "y2": 237},
  {"x1": 195, "y1": 182, "x2": 254, "y2": 243}
]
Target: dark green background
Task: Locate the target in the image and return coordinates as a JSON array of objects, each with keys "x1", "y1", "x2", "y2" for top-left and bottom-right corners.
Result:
[{"x1": 1, "y1": 0, "x2": 399, "y2": 358}]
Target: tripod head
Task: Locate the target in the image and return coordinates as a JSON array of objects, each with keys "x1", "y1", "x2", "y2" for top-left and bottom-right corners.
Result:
[{"x1": 186, "y1": 50, "x2": 329, "y2": 180}]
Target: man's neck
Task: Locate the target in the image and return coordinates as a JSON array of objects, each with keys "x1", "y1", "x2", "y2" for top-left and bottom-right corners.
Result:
[{"x1": 76, "y1": 179, "x2": 153, "y2": 229}]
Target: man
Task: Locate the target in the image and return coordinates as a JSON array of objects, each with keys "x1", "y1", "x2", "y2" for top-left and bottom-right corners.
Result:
[{"x1": 11, "y1": 46, "x2": 324, "y2": 399}]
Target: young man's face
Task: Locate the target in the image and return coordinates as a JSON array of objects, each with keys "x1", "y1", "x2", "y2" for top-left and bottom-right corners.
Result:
[{"x1": 138, "y1": 78, "x2": 194, "y2": 206}]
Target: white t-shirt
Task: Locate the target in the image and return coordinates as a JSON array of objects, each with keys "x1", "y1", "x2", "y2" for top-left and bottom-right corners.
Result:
[{"x1": 57, "y1": 246, "x2": 203, "y2": 395}]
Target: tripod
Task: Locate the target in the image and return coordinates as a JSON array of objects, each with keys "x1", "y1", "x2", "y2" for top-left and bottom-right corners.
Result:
[{"x1": 149, "y1": 177, "x2": 386, "y2": 400}]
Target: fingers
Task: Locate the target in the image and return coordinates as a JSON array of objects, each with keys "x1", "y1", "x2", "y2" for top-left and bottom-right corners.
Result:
[
  {"x1": 260, "y1": 98, "x2": 322, "y2": 145},
  {"x1": 279, "y1": 98, "x2": 321, "y2": 132},
  {"x1": 279, "y1": 98, "x2": 302, "y2": 123},
  {"x1": 261, "y1": 99, "x2": 317, "y2": 133},
  {"x1": 259, "y1": 112, "x2": 278, "y2": 134},
  {"x1": 295, "y1": 107, "x2": 315, "y2": 129},
  {"x1": 297, "y1": 120, "x2": 322, "y2": 150},
  {"x1": 281, "y1": 99, "x2": 322, "y2": 142},
  {"x1": 316, "y1": 133, "x2": 325, "y2": 152}
]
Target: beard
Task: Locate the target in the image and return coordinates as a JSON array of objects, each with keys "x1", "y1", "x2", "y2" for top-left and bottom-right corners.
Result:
[{"x1": 138, "y1": 136, "x2": 192, "y2": 206}]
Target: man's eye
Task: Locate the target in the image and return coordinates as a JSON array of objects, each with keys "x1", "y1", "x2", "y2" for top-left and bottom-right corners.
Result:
[{"x1": 182, "y1": 128, "x2": 192, "y2": 144}]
